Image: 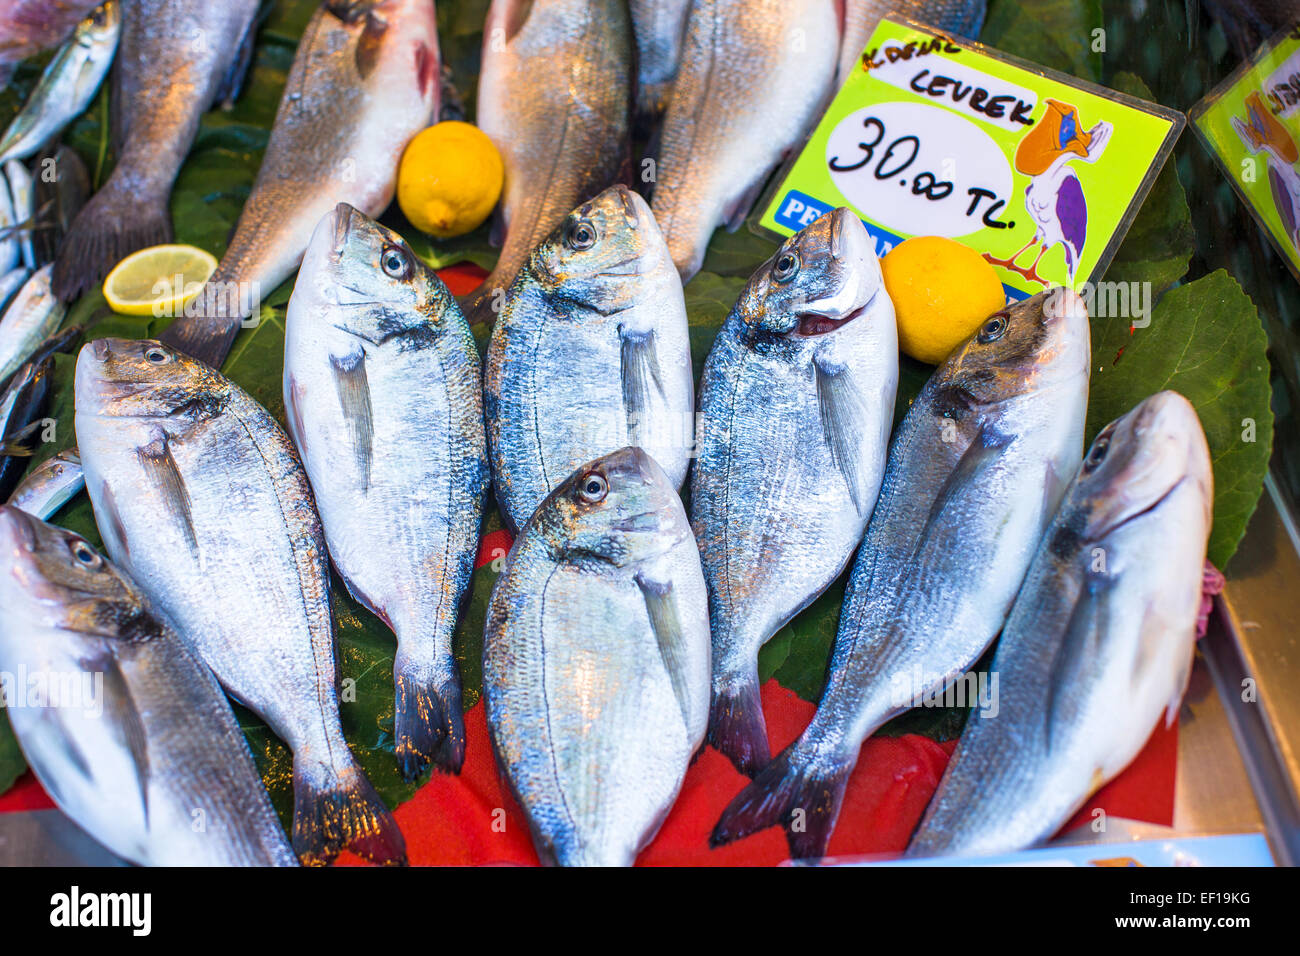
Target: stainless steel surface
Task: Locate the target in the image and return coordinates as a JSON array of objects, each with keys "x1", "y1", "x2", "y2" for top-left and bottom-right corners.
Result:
[{"x1": 0, "y1": 809, "x2": 127, "y2": 866}]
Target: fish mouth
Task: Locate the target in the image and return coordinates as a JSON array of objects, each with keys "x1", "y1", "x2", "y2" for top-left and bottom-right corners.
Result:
[
  {"x1": 794, "y1": 288, "x2": 879, "y2": 337},
  {"x1": 1091, "y1": 475, "x2": 1187, "y2": 541},
  {"x1": 0, "y1": 506, "x2": 36, "y2": 556},
  {"x1": 331, "y1": 202, "x2": 361, "y2": 261}
]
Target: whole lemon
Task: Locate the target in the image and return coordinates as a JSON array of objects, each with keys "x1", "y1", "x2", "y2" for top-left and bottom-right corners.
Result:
[
  {"x1": 397, "y1": 121, "x2": 504, "y2": 239},
  {"x1": 881, "y1": 236, "x2": 1007, "y2": 365}
]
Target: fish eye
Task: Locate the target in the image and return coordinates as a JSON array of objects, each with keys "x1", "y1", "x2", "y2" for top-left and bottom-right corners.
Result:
[
  {"x1": 381, "y1": 245, "x2": 411, "y2": 279},
  {"x1": 977, "y1": 313, "x2": 1009, "y2": 344},
  {"x1": 773, "y1": 250, "x2": 800, "y2": 283},
  {"x1": 566, "y1": 219, "x2": 597, "y2": 251},
  {"x1": 1084, "y1": 435, "x2": 1110, "y2": 471},
  {"x1": 68, "y1": 540, "x2": 100, "y2": 567},
  {"x1": 577, "y1": 472, "x2": 608, "y2": 503},
  {"x1": 144, "y1": 346, "x2": 170, "y2": 365}
]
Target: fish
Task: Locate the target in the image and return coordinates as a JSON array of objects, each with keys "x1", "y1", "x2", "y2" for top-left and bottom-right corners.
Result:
[
  {"x1": 50, "y1": 0, "x2": 261, "y2": 302},
  {"x1": 484, "y1": 446, "x2": 711, "y2": 866},
  {"x1": 629, "y1": 0, "x2": 691, "y2": 125},
  {"x1": 484, "y1": 184, "x2": 694, "y2": 534},
  {"x1": 907, "y1": 391, "x2": 1213, "y2": 858},
  {"x1": 463, "y1": 0, "x2": 633, "y2": 326},
  {"x1": 0, "y1": 505, "x2": 299, "y2": 866},
  {"x1": 0, "y1": 173, "x2": 17, "y2": 274},
  {"x1": 0, "y1": 0, "x2": 104, "y2": 83},
  {"x1": 31, "y1": 146, "x2": 90, "y2": 268},
  {"x1": 0, "y1": 3, "x2": 121, "y2": 165},
  {"x1": 650, "y1": 0, "x2": 841, "y2": 281},
  {"x1": 0, "y1": 357, "x2": 54, "y2": 500},
  {"x1": 691, "y1": 208, "x2": 898, "y2": 777},
  {"x1": 835, "y1": 1, "x2": 987, "y2": 89},
  {"x1": 74, "y1": 337, "x2": 406, "y2": 866},
  {"x1": 0, "y1": 268, "x2": 29, "y2": 315},
  {"x1": 0, "y1": 265, "x2": 65, "y2": 385},
  {"x1": 283, "y1": 202, "x2": 489, "y2": 782},
  {"x1": 159, "y1": 0, "x2": 440, "y2": 371},
  {"x1": 712, "y1": 287, "x2": 1092, "y2": 859},
  {"x1": 6, "y1": 448, "x2": 84, "y2": 518},
  {"x1": 5, "y1": 160, "x2": 37, "y2": 269}
]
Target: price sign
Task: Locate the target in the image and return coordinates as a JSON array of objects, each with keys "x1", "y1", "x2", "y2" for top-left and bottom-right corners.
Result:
[{"x1": 757, "y1": 18, "x2": 1184, "y2": 301}]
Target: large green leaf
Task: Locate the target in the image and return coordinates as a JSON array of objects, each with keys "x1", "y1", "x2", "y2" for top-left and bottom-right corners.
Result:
[
  {"x1": 982, "y1": 0, "x2": 1105, "y2": 82},
  {"x1": 0, "y1": 712, "x2": 23, "y2": 795}
]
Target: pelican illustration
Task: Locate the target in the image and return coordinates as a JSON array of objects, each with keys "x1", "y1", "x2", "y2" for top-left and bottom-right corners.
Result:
[
  {"x1": 1231, "y1": 90, "x2": 1300, "y2": 255},
  {"x1": 985, "y1": 99, "x2": 1112, "y2": 287}
]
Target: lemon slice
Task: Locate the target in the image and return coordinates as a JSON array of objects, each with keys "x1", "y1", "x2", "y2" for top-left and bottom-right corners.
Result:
[{"x1": 103, "y1": 244, "x2": 218, "y2": 317}]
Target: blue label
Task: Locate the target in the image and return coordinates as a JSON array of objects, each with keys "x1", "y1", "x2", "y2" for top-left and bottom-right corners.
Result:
[{"x1": 773, "y1": 190, "x2": 905, "y2": 260}]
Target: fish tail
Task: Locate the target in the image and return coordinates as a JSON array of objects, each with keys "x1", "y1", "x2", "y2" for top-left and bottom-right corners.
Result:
[
  {"x1": 707, "y1": 675, "x2": 771, "y2": 777},
  {"x1": 394, "y1": 653, "x2": 466, "y2": 781},
  {"x1": 710, "y1": 742, "x2": 853, "y2": 861},
  {"x1": 291, "y1": 759, "x2": 407, "y2": 866},
  {"x1": 51, "y1": 182, "x2": 171, "y2": 302}
]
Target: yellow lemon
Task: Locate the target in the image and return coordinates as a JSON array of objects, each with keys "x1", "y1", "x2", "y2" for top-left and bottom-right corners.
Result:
[
  {"x1": 398, "y1": 121, "x2": 504, "y2": 239},
  {"x1": 102, "y1": 244, "x2": 218, "y2": 317},
  {"x1": 881, "y1": 236, "x2": 1007, "y2": 365}
]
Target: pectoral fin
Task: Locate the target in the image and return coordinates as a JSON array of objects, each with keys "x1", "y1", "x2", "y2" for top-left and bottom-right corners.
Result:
[
  {"x1": 620, "y1": 328, "x2": 665, "y2": 442},
  {"x1": 915, "y1": 424, "x2": 1014, "y2": 554},
  {"x1": 814, "y1": 353, "x2": 872, "y2": 513},
  {"x1": 1043, "y1": 574, "x2": 1114, "y2": 752},
  {"x1": 332, "y1": 350, "x2": 374, "y2": 493},
  {"x1": 636, "y1": 568, "x2": 697, "y2": 734},
  {"x1": 99, "y1": 651, "x2": 151, "y2": 824},
  {"x1": 137, "y1": 436, "x2": 195, "y2": 553}
]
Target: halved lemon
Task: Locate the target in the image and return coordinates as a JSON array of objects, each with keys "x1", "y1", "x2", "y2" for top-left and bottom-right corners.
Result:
[{"x1": 103, "y1": 244, "x2": 218, "y2": 317}]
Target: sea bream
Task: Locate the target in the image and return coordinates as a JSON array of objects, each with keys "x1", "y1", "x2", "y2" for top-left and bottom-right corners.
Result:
[
  {"x1": 0, "y1": 506, "x2": 298, "y2": 866},
  {"x1": 74, "y1": 338, "x2": 405, "y2": 866},
  {"x1": 650, "y1": 0, "x2": 840, "y2": 281},
  {"x1": 834, "y1": 1, "x2": 987, "y2": 89},
  {"x1": 484, "y1": 447, "x2": 711, "y2": 866},
  {"x1": 691, "y1": 207, "x2": 897, "y2": 777},
  {"x1": 484, "y1": 184, "x2": 693, "y2": 534},
  {"x1": 713, "y1": 288, "x2": 1092, "y2": 859},
  {"x1": 161, "y1": 0, "x2": 440, "y2": 370},
  {"x1": 463, "y1": 0, "x2": 633, "y2": 326},
  {"x1": 51, "y1": 0, "x2": 261, "y2": 301},
  {"x1": 907, "y1": 391, "x2": 1212, "y2": 858},
  {"x1": 283, "y1": 203, "x2": 489, "y2": 782}
]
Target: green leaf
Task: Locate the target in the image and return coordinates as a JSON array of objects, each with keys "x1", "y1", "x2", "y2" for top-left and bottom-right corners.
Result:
[
  {"x1": 1087, "y1": 270, "x2": 1274, "y2": 567},
  {"x1": 982, "y1": 0, "x2": 1104, "y2": 83},
  {"x1": 0, "y1": 711, "x2": 25, "y2": 795}
]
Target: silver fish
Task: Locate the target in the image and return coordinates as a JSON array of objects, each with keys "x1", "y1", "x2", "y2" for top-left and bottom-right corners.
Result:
[
  {"x1": 0, "y1": 0, "x2": 104, "y2": 79},
  {"x1": 692, "y1": 208, "x2": 897, "y2": 777},
  {"x1": 835, "y1": 1, "x2": 987, "y2": 88},
  {"x1": 161, "y1": 0, "x2": 441, "y2": 370},
  {"x1": 651, "y1": 0, "x2": 840, "y2": 281},
  {"x1": 74, "y1": 337, "x2": 405, "y2": 866},
  {"x1": 51, "y1": 0, "x2": 261, "y2": 301},
  {"x1": 0, "y1": 265, "x2": 65, "y2": 384},
  {"x1": 0, "y1": 173, "x2": 17, "y2": 274},
  {"x1": 5, "y1": 160, "x2": 36, "y2": 269},
  {"x1": 907, "y1": 391, "x2": 1212, "y2": 858},
  {"x1": 484, "y1": 446, "x2": 711, "y2": 866},
  {"x1": 629, "y1": 0, "x2": 691, "y2": 124},
  {"x1": 6, "y1": 448, "x2": 84, "y2": 518},
  {"x1": 283, "y1": 202, "x2": 488, "y2": 782},
  {"x1": 0, "y1": 506, "x2": 298, "y2": 866},
  {"x1": 0, "y1": 3, "x2": 121, "y2": 165},
  {"x1": 484, "y1": 184, "x2": 694, "y2": 534},
  {"x1": 464, "y1": 0, "x2": 633, "y2": 326},
  {"x1": 713, "y1": 288, "x2": 1092, "y2": 859},
  {"x1": 0, "y1": 268, "x2": 29, "y2": 315}
]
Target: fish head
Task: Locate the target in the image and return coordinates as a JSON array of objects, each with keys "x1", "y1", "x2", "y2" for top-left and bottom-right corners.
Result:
[
  {"x1": 298, "y1": 202, "x2": 456, "y2": 342},
  {"x1": 74, "y1": 339, "x2": 230, "y2": 422},
  {"x1": 0, "y1": 506, "x2": 150, "y2": 640},
  {"x1": 77, "y1": 0, "x2": 120, "y2": 46},
  {"x1": 531, "y1": 186, "x2": 672, "y2": 313},
  {"x1": 1067, "y1": 391, "x2": 1213, "y2": 543},
  {"x1": 936, "y1": 286, "x2": 1091, "y2": 406},
  {"x1": 532, "y1": 446, "x2": 690, "y2": 568},
  {"x1": 735, "y1": 208, "x2": 891, "y2": 338}
]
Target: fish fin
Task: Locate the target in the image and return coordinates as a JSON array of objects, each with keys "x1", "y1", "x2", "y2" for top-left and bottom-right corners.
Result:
[
  {"x1": 1043, "y1": 574, "x2": 1113, "y2": 751},
  {"x1": 723, "y1": 174, "x2": 773, "y2": 232},
  {"x1": 285, "y1": 374, "x2": 308, "y2": 458},
  {"x1": 393, "y1": 662, "x2": 466, "y2": 781},
  {"x1": 212, "y1": 3, "x2": 263, "y2": 108},
  {"x1": 916, "y1": 424, "x2": 1014, "y2": 551},
  {"x1": 707, "y1": 675, "x2": 771, "y2": 777},
  {"x1": 331, "y1": 350, "x2": 374, "y2": 493},
  {"x1": 156, "y1": 315, "x2": 240, "y2": 370},
  {"x1": 814, "y1": 352, "x2": 871, "y2": 513},
  {"x1": 95, "y1": 479, "x2": 130, "y2": 561},
  {"x1": 52, "y1": 187, "x2": 171, "y2": 302},
  {"x1": 355, "y1": 11, "x2": 388, "y2": 79},
  {"x1": 635, "y1": 569, "x2": 698, "y2": 735},
  {"x1": 291, "y1": 762, "x2": 407, "y2": 866},
  {"x1": 136, "y1": 436, "x2": 196, "y2": 552},
  {"x1": 711, "y1": 743, "x2": 853, "y2": 860},
  {"x1": 94, "y1": 649, "x2": 151, "y2": 826},
  {"x1": 620, "y1": 327, "x2": 665, "y2": 440}
]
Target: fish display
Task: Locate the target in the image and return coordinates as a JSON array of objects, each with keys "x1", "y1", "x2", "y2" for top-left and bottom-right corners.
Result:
[
  {"x1": 835, "y1": 1, "x2": 987, "y2": 88},
  {"x1": 0, "y1": 265, "x2": 65, "y2": 385},
  {"x1": 650, "y1": 0, "x2": 840, "y2": 281},
  {"x1": 713, "y1": 288, "x2": 1092, "y2": 859},
  {"x1": 283, "y1": 203, "x2": 488, "y2": 781},
  {"x1": 0, "y1": 506, "x2": 298, "y2": 866},
  {"x1": 464, "y1": 0, "x2": 633, "y2": 326},
  {"x1": 629, "y1": 0, "x2": 691, "y2": 124},
  {"x1": 484, "y1": 184, "x2": 693, "y2": 533},
  {"x1": 908, "y1": 391, "x2": 1213, "y2": 858},
  {"x1": 50, "y1": 0, "x2": 261, "y2": 302},
  {"x1": 160, "y1": 0, "x2": 441, "y2": 371},
  {"x1": 484, "y1": 447, "x2": 711, "y2": 866},
  {"x1": 6, "y1": 448, "x2": 84, "y2": 518},
  {"x1": 0, "y1": 0, "x2": 104, "y2": 84},
  {"x1": 74, "y1": 338, "x2": 405, "y2": 866},
  {"x1": 0, "y1": 3, "x2": 121, "y2": 165},
  {"x1": 0, "y1": 357, "x2": 54, "y2": 500},
  {"x1": 691, "y1": 208, "x2": 898, "y2": 777}
]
